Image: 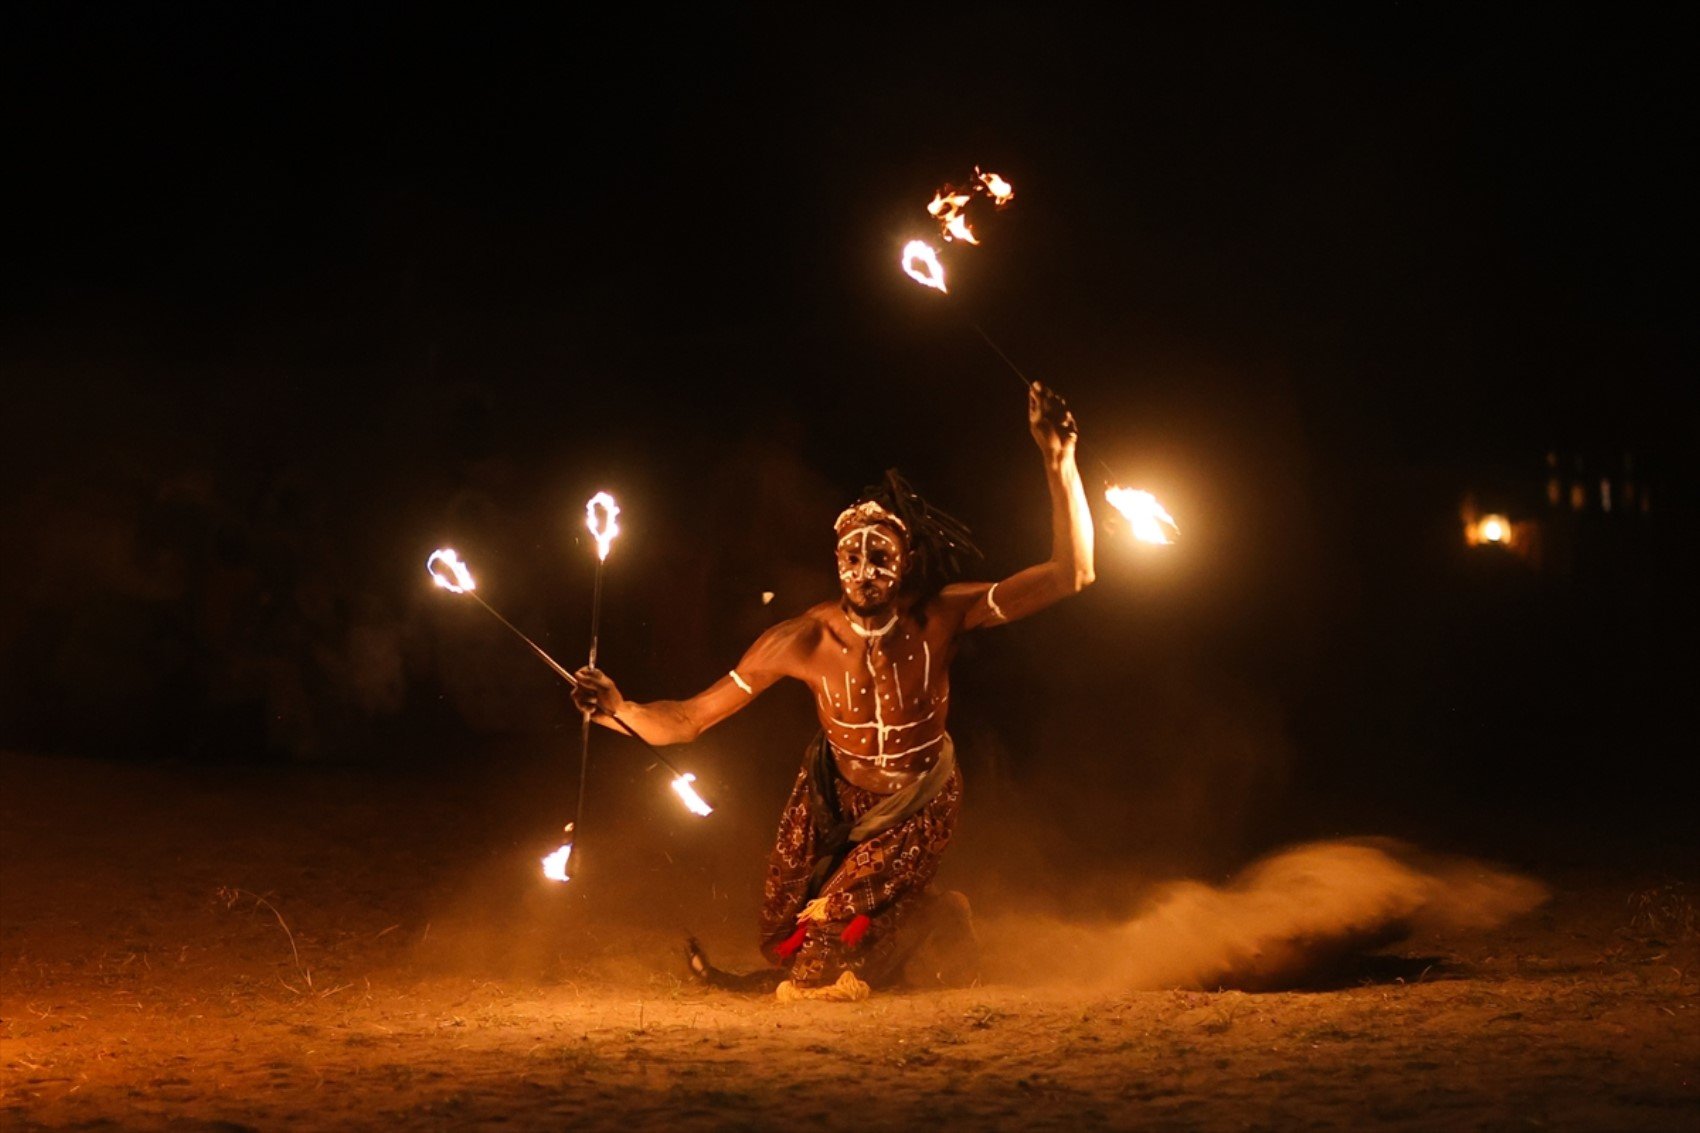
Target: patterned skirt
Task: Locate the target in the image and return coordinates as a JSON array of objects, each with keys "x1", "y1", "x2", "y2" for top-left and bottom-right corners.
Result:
[{"x1": 758, "y1": 736, "x2": 962, "y2": 987}]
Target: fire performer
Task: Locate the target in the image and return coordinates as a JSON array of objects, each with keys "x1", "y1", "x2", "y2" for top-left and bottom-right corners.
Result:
[{"x1": 572, "y1": 381, "x2": 1094, "y2": 1001}]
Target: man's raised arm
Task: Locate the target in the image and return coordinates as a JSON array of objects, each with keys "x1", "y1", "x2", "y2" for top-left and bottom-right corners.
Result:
[{"x1": 953, "y1": 380, "x2": 1096, "y2": 630}]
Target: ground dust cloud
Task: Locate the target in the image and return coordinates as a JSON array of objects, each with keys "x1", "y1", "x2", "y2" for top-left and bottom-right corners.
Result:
[{"x1": 976, "y1": 837, "x2": 1549, "y2": 991}]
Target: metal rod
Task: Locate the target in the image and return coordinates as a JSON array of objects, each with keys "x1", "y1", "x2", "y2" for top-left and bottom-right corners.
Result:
[
  {"x1": 577, "y1": 562, "x2": 599, "y2": 852},
  {"x1": 588, "y1": 557, "x2": 605, "y2": 669},
  {"x1": 459, "y1": 591, "x2": 686, "y2": 777},
  {"x1": 965, "y1": 316, "x2": 1034, "y2": 391},
  {"x1": 467, "y1": 593, "x2": 577, "y2": 683},
  {"x1": 960, "y1": 313, "x2": 1122, "y2": 488}
]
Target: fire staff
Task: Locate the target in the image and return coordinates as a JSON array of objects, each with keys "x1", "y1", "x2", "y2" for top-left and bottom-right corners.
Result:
[{"x1": 573, "y1": 380, "x2": 1094, "y2": 1001}]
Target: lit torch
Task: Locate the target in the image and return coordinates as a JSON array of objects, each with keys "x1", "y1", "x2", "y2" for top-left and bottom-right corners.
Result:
[
  {"x1": 901, "y1": 166, "x2": 1182, "y2": 547},
  {"x1": 1104, "y1": 487, "x2": 1180, "y2": 545},
  {"x1": 425, "y1": 541, "x2": 714, "y2": 883},
  {"x1": 922, "y1": 168, "x2": 1015, "y2": 246},
  {"x1": 671, "y1": 773, "x2": 713, "y2": 818},
  {"x1": 901, "y1": 240, "x2": 948, "y2": 293},
  {"x1": 573, "y1": 491, "x2": 622, "y2": 880},
  {"x1": 976, "y1": 167, "x2": 1014, "y2": 205},
  {"x1": 427, "y1": 548, "x2": 579, "y2": 684},
  {"x1": 541, "y1": 832, "x2": 573, "y2": 882},
  {"x1": 585, "y1": 491, "x2": 620, "y2": 666}
]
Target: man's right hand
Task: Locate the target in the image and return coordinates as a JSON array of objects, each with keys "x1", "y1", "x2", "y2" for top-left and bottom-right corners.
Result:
[{"x1": 571, "y1": 667, "x2": 624, "y2": 718}]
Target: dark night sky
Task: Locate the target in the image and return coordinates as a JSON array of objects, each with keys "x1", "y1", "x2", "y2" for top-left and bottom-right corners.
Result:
[
  {"x1": 8, "y1": 7, "x2": 1688, "y2": 445},
  {"x1": 2, "y1": 7, "x2": 1691, "y2": 838}
]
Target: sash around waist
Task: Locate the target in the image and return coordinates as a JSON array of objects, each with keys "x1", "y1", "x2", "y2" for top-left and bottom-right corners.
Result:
[{"x1": 805, "y1": 731, "x2": 956, "y2": 846}]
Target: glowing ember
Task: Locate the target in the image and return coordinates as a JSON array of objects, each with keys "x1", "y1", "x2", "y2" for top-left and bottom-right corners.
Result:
[
  {"x1": 541, "y1": 838, "x2": 573, "y2": 882},
  {"x1": 671, "y1": 773, "x2": 714, "y2": 817},
  {"x1": 902, "y1": 240, "x2": 947, "y2": 292},
  {"x1": 586, "y1": 492, "x2": 621, "y2": 562},
  {"x1": 1105, "y1": 487, "x2": 1180, "y2": 545},
  {"x1": 1480, "y1": 516, "x2": 1508, "y2": 543},
  {"x1": 426, "y1": 548, "x2": 476, "y2": 592}
]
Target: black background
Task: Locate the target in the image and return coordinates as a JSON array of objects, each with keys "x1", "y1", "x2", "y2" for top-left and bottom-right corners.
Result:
[{"x1": 3, "y1": 7, "x2": 1691, "y2": 865}]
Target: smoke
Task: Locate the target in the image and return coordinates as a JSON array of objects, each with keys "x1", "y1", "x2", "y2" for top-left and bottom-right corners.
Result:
[{"x1": 976, "y1": 837, "x2": 1548, "y2": 991}]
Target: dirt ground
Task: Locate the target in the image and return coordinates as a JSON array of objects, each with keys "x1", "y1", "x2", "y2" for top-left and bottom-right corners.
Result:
[{"x1": 2, "y1": 750, "x2": 1695, "y2": 1132}]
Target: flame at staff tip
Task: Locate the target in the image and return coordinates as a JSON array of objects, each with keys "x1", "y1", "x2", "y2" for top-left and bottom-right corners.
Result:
[
  {"x1": 671, "y1": 773, "x2": 714, "y2": 817},
  {"x1": 541, "y1": 840, "x2": 573, "y2": 882},
  {"x1": 925, "y1": 170, "x2": 1014, "y2": 244},
  {"x1": 926, "y1": 190, "x2": 970, "y2": 218},
  {"x1": 928, "y1": 190, "x2": 978, "y2": 244},
  {"x1": 426, "y1": 548, "x2": 476, "y2": 592},
  {"x1": 976, "y1": 167, "x2": 1015, "y2": 205},
  {"x1": 585, "y1": 492, "x2": 621, "y2": 562},
  {"x1": 901, "y1": 240, "x2": 947, "y2": 292},
  {"x1": 1105, "y1": 487, "x2": 1180, "y2": 545}
]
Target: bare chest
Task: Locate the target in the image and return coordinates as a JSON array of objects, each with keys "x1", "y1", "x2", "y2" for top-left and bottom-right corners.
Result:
[{"x1": 806, "y1": 616, "x2": 951, "y2": 772}]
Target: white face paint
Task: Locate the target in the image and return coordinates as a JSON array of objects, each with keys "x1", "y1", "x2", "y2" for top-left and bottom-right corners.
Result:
[{"x1": 835, "y1": 524, "x2": 906, "y2": 616}]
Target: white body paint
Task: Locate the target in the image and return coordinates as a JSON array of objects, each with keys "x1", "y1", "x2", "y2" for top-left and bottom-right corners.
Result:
[{"x1": 823, "y1": 614, "x2": 947, "y2": 772}]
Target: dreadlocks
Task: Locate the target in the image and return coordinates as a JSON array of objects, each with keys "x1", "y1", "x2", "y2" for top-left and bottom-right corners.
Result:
[{"x1": 845, "y1": 469, "x2": 982, "y2": 607}]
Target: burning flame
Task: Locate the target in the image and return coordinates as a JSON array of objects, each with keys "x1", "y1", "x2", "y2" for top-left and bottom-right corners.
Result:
[
  {"x1": 671, "y1": 773, "x2": 714, "y2": 817},
  {"x1": 976, "y1": 167, "x2": 1014, "y2": 205},
  {"x1": 923, "y1": 170, "x2": 1014, "y2": 244},
  {"x1": 927, "y1": 192, "x2": 972, "y2": 242},
  {"x1": 929, "y1": 190, "x2": 978, "y2": 244},
  {"x1": 541, "y1": 837, "x2": 573, "y2": 882},
  {"x1": 426, "y1": 548, "x2": 476, "y2": 592},
  {"x1": 927, "y1": 190, "x2": 970, "y2": 218},
  {"x1": 1105, "y1": 487, "x2": 1180, "y2": 545},
  {"x1": 586, "y1": 492, "x2": 621, "y2": 562},
  {"x1": 902, "y1": 240, "x2": 947, "y2": 292},
  {"x1": 905, "y1": 167, "x2": 1014, "y2": 289}
]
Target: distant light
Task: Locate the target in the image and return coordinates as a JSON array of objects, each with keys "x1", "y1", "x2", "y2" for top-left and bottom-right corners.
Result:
[
  {"x1": 1468, "y1": 514, "x2": 1513, "y2": 547},
  {"x1": 760, "y1": 591, "x2": 775, "y2": 606}
]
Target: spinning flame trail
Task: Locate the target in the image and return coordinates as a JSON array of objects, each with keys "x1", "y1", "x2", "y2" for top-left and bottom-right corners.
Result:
[
  {"x1": 901, "y1": 167, "x2": 1179, "y2": 545},
  {"x1": 426, "y1": 542, "x2": 712, "y2": 883}
]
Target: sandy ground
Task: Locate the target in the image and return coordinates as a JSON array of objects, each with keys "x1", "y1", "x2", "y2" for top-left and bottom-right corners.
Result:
[{"x1": 2, "y1": 750, "x2": 1696, "y2": 1132}]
